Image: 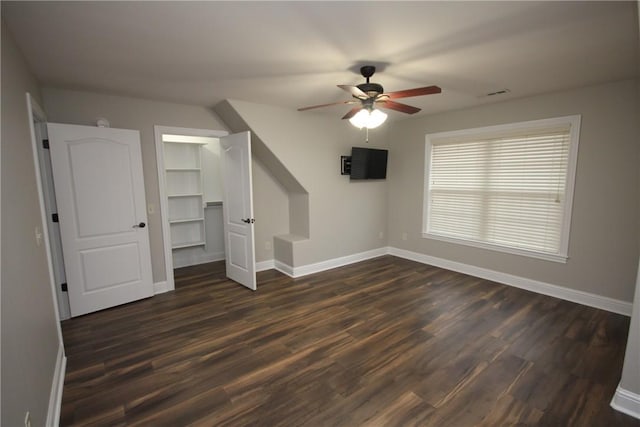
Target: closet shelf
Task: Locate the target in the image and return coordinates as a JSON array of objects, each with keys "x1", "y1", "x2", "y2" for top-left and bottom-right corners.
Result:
[
  {"x1": 169, "y1": 217, "x2": 205, "y2": 224},
  {"x1": 172, "y1": 241, "x2": 206, "y2": 249},
  {"x1": 167, "y1": 193, "x2": 203, "y2": 198}
]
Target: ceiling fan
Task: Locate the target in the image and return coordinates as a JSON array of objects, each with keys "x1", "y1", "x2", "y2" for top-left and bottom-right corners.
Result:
[{"x1": 298, "y1": 65, "x2": 441, "y2": 129}]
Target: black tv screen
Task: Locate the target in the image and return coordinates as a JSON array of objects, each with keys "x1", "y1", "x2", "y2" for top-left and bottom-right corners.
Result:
[{"x1": 350, "y1": 147, "x2": 388, "y2": 180}]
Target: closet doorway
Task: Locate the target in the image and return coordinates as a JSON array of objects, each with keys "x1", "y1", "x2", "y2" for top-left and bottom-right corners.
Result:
[{"x1": 155, "y1": 126, "x2": 257, "y2": 291}]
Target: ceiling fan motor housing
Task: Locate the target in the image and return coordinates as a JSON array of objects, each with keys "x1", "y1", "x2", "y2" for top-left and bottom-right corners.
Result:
[
  {"x1": 357, "y1": 82, "x2": 384, "y2": 97},
  {"x1": 358, "y1": 65, "x2": 383, "y2": 96}
]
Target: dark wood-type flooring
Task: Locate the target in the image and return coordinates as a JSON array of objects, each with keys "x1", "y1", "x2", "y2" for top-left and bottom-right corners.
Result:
[{"x1": 60, "y1": 256, "x2": 639, "y2": 426}]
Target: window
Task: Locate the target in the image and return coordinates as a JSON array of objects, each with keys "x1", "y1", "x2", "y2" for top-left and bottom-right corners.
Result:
[{"x1": 423, "y1": 116, "x2": 580, "y2": 262}]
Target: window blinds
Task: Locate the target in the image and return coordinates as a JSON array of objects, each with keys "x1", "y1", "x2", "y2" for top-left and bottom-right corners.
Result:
[{"x1": 426, "y1": 126, "x2": 571, "y2": 256}]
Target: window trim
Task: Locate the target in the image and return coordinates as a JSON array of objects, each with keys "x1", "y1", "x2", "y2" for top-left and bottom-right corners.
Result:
[{"x1": 422, "y1": 115, "x2": 581, "y2": 263}]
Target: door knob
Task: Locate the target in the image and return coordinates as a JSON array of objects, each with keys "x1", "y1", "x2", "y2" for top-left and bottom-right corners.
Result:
[
  {"x1": 241, "y1": 218, "x2": 255, "y2": 224},
  {"x1": 133, "y1": 222, "x2": 146, "y2": 228}
]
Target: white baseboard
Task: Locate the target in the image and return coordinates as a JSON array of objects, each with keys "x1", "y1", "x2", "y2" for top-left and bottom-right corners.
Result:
[
  {"x1": 273, "y1": 247, "x2": 388, "y2": 279},
  {"x1": 611, "y1": 385, "x2": 640, "y2": 420},
  {"x1": 173, "y1": 251, "x2": 225, "y2": 269},
  {"x1": 293, "y1": 247, "x2": 388, "y2": 278},
  {"x1": 274, "y1": 260, "x2": 295, "y2": 277},
  {"x1": 256, "y1": 260, "x2": 275, "y2": 272},
  {"x1": 387, "y1": 247, "x2": 632, "y2": 316},
  {"x1": 153, "y1": 280, "x2": 169, "y2": 295},
  {"x1": 46, "y1": 343, "x2": 66, "y2": 427}
]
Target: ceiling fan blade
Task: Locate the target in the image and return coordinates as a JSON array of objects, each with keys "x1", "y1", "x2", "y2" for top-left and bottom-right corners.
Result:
[
  {"x1": 386, "y1": 85, "x2": 442, "y2": 99},
  {"x1": 342, "y1": 106, "x2": 363, "y2": 120},
  {"x1": 297, "y1": 99, "x2": 356, "y2": 112},
  {"x1": 338, "y1": 85, "x2": 368, "y2": 99},
  {"x1": 377, "y1": 100, "x2": 421, "y2": 114}
]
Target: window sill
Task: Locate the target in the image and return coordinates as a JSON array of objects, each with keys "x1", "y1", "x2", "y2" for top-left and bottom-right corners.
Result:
[{"x1": 421, "y1": 232, "x2": 568, "y2": 263}]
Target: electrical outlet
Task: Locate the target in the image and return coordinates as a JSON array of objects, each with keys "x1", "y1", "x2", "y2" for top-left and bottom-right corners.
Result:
[
  {"x1": 24, "y1": 411, "x2": 31, "y2": 427},
  {"x1": 265, "y1": 241, "x2": 272, "y2": 250},
  {"x1": 378, "y1": 231, "x2": 384, "y2": 239},
  {"x1": 402, "y1": 232, "x2": 408, "y2": 241}
]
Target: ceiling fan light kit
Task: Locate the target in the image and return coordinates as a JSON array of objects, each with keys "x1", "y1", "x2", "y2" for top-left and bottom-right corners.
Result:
[
  {"x1": 298, "y1": 65, "x2": 441, "y2": 130},
  {"x1": 349, "y1": 108, "x2": 388, "y2": 129}
]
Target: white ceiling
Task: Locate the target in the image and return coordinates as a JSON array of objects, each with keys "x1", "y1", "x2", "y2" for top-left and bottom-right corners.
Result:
[{"x1": 3, "y1": 1, "x2": 639, "y2": 120}]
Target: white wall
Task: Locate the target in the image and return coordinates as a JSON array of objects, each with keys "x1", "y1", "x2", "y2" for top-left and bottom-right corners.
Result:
[
  {"x1": 253, "y1": 158, "x2": 290, "y2": 262},
  {"x1": 387, "y1": 79, "x2": 639, "y2": 302},
  {"x1": 202, "y1": 139, "x2": 223, "y2": 203},
  {"x1": 1, "y1": 23, "x2": 63, "y2": 427}
]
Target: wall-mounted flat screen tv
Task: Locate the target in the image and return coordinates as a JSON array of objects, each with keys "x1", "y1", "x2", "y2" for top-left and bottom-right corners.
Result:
[{"x1": 350, "y1": 147, "x2": 388, "y2": 180}]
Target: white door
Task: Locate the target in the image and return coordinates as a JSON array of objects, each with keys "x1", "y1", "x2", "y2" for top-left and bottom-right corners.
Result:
[
  {"x1": 220, "y1": 131, "x2": 256, "y2": 290},
  {"x1": 48, "y1": 123, "x2": 154, "y2": 317}
]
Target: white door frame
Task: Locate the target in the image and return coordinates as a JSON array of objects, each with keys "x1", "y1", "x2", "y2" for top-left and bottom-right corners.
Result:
[
  {"x1": 154, "y1": 125, "x2": 228, "y2": 291},
  {"x1": 32, "y1": 103, "x2": 72, "y2": 320},
  {"x1": 26, "y1": 93, "x2": 67, "y2": 333}
]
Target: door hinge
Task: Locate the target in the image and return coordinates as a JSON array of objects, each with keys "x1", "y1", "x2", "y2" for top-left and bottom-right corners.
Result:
[
  {"x1": 42, "y1": 139, "x2": 50, "y2": 149},
  {"x1": 61, "y1": 283, "x2": 68, "y2": 292},
  {"x1": 52, "y1": 213, "x2": 59, "y2": 223}
]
